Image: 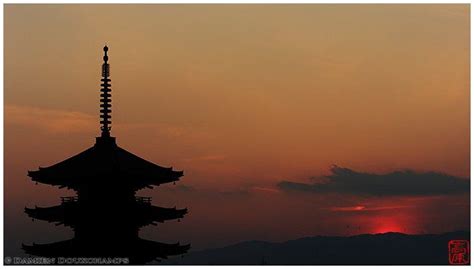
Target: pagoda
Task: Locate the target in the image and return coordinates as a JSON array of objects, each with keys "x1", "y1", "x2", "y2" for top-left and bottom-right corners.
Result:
[{"x1": 22, "y1": 46, "x2": 190, "y2": 264}]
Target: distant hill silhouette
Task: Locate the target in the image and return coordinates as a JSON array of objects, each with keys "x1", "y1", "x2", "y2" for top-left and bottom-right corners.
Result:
[{"x1": 163, "y1": 231, "x2": 469, "y2": 265}]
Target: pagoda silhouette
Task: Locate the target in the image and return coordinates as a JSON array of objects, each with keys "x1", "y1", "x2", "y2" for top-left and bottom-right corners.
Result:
[{"x1": 22, "y1": 46, "x2": 190, "y2": 264}]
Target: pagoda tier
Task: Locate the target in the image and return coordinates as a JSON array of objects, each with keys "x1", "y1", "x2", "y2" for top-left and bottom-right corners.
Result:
[
  {"x1": 28, "y1": 136, "x2": 183, "y2": 191},
  {"x1": 22, "y1": 238, "x2": 190, "y2": 264},
  {"x1": 24, "y1": 46, "x2": 189, "y2": 264},
  {"x1": 25, "y1": 199, "x2": 187, "y2": 228}
]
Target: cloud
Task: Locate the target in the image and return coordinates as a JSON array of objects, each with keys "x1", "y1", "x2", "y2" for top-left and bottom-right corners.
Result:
[
  {"x1": 329, "y1": 205, "x2": 366, "y2": 212},
  {"x1": 5, "y1": 104, "x2": 96, "y2": 134},
  {"x1": 181, "y1": 154, "x2": 227, "y2": 162},
  {"x1": 5, "y1": 104, "x2": 212, "y2": 142},
  {"x1": 250, "y1": 186, "x2": 281, "y2": 194},
  {"x1": 159, "y1": 184, "x2": 196, "y2": 193},
  {"x1": 277, "y1": 165, "x2": 469, "y2": 196},
  {"x1": 174, "y1": 184, "x2": 195, "y2": 192},
  {"x1": 327, "y1": 205, "x2": 415, "y2": 212},
  {"x1": 217, "y1": 188, "x2": 251, "y2": 197}
]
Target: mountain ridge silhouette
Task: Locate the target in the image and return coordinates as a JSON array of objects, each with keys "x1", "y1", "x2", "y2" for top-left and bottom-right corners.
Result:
[{"x1": 162, "y1": 231, "x2": 470, "y2": 265}]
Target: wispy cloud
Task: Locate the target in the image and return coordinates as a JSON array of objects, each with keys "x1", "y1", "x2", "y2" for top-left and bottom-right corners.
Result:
[
  {"x1": 5, "y1": 104, "x2": 96, "y2": 134},
  {"x1": 250, "y1": 186, "x2": 281, "y2": 194},
  {"x1": 328, "y1": 205, "x2": 414, "y2": 212},
  {"x1": 181, "y1": 154, "x2": 227, "y2": 162},
  {"x1": 329, "y1": 205, "x2": 366, "y2": 212},
  {"x1": 5, "y1": 104, "x2": 211, "y2": 141}
]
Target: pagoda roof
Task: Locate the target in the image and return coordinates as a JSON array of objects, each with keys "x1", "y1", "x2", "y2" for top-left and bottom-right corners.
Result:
[
  {"x1": 25, "y1": 201, "x2": 187, "y2": 227},
  {"x1": 22, "y1": 238, "x2": 190, "y2": 264},
  {"x1": 28, "y1": 136, "x2": 183, "y2": 190}
]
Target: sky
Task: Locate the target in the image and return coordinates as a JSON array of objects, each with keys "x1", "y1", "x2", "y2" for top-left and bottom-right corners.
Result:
[{"x1": 4, "y1": 4, "x2": 470, "y2": 255}]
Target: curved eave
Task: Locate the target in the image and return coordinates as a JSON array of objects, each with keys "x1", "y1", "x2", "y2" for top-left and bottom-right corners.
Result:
[
  {"x1": 25, "y1": 203, "x2": 187, "y2": 227},
  {"x1": 27, "y1": 142, "x2": 185, "y2": 188},
  {"x1": 138, "y1": 239, "x2": 190, "y2": 261},
  {"x1": 140, "y1": 177, "x2": 182, "y2": 190},
  {"x1": 28, "y1": 169, "x2": 184, "y2": 190},
  {"x1": 27, "y1": 169, "x2": 78, "y2": 189},
  {"x1": 22, "y1": 238, "x2": 190, "y2": 263},
  {"x1": 147, "y1": 206, "x2": 188, "y2": 223},
  {"x1": 25, "y1": 205, "x2": 74, "y2": 226}
]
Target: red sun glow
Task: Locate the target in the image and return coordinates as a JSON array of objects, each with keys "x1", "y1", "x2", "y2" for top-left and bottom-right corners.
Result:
[{"x1": 372, "y1": 218, "x2": 406, "y2": 234}]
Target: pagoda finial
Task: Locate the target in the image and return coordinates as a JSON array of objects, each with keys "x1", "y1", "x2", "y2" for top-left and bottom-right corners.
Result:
[{"x1": 100, "y1": 45, "x2": 112, "y2": 137}]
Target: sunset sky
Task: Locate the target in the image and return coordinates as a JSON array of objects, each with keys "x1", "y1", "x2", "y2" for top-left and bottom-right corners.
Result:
[{"x1": 4, "y1": 4, "x2": 470, "y2": 254}]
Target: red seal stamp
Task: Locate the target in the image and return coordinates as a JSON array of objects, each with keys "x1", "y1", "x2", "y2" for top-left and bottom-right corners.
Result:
[{"x1": 449, "y1": 240, "x2": 470, "y2": 265}]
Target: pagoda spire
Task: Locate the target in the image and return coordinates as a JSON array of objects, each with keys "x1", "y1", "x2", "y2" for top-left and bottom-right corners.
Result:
[{"x1": 100, "y1": 45, "x2": 112, "y2": 137}]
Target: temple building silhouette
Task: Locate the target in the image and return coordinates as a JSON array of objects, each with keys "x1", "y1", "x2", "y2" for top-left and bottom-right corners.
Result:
[{"x1": 22, "y1": 46, "x2": 190, "y2": 264}]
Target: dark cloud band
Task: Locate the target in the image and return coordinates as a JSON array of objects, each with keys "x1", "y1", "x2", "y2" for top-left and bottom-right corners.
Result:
[{"x1": 277, "y1": 165, "x2": 469, "y2": 196}]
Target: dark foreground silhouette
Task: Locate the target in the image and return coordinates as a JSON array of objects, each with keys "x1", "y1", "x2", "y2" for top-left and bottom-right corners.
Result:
[
  {"x1": 22, "y1": 46, "x2": 189, "y2": 265},
  {"x1": 163, "y1": 231, "x2": 469, "y2": 265}
]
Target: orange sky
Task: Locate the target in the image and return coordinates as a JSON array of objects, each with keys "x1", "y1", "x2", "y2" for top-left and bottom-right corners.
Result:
[{"x1": 4, "y1": 4, "x2": 470, "y2": 252}]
